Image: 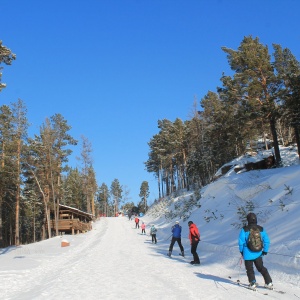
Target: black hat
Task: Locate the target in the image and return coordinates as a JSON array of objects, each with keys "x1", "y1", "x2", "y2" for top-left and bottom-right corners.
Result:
[
  {"x1": 247, "y1": 213, "x2": 257, "y2": 225},
  {"x1": 188, "y1": 221, "x2": 193, "y2": 226}
]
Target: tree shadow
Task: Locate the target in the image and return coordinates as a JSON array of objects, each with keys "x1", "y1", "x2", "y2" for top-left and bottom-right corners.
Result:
[{"x1": 0, "y1": 246, "x2": 19, "y2": 255}]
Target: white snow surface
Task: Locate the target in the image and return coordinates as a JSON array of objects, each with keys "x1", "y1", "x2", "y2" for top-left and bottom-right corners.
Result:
[{"x1": 1, "y1": 147, "x2": 300, "y2": 300}]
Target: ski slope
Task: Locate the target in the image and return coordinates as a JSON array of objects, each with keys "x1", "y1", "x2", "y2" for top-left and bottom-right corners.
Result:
[{"x1": 1, "y1": 216, "x2": 299, "y2": 300}]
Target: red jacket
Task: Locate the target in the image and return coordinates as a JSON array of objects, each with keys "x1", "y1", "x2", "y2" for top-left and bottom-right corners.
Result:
[{"x1": 189, "y1": 224, "x2": 200, "y2": 244}]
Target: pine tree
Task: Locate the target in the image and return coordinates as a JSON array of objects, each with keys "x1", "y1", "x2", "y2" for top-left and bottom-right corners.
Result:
[
  {"x1": 0, "y1": 104, "x2": 14, "y2": 246},
  {"x1": 97, "y1": 183, "x2": 109, "y2": 217},
  {"x1": 139, "y1": 181, "x2": 149, "y2": 213},
  {"x1": 145, "y1": 133, "x2": 164, "y2": 198},
  {"x1": 222, "y1": 36, "x2": 282, "y2": 165},
  {"x1": 11, "y1": 99, "x2": 29, "y2": 246},
  {"x1": 110, "y1": 179, "x2": 122, "y2": 216},
  {"x1": 61, "y1": 168, "x2": 85, "y2": 210},
  {"x1": 79, "y1": 135, "x2": 94, "y2": 214},
  {"x1": 0, "y1": 40, "x2": 16, "y2": 91},
  {"x1": 273, "y1": 44, "x2": 300, "y2": 157}
]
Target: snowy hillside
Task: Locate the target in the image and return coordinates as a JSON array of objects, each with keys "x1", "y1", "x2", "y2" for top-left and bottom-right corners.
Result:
[
  {"x1": 0, "y1": 146, "x2": 300, "y2": 299},
  {"x1": 144, "y1": 147, "x2": 300, "y2": 288}
]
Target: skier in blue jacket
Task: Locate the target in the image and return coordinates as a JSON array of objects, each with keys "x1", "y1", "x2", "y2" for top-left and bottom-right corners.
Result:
[
  {"x1": 167, "y1": 221, "x2": 184, "y2": 257},
  {"x1": 238, "y1": 212, "x2": 273, "y2": 290}
]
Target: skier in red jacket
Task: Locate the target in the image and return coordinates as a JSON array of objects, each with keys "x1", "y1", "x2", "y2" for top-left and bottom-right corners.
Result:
[
  {"x1": 188, "y1": 221, "x2": 200, "y2": 265},
  {"x1": 134, "y1": 216, "x2": 140, "y2": 229}
]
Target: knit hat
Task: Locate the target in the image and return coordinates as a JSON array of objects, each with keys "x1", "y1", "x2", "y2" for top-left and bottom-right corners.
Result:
[
  {"x1": 188, "y1": 221, "x2": 193, "y2": 226},
  {"x1": 247, "y1": 212, "x2": 257, "y2": 225}
]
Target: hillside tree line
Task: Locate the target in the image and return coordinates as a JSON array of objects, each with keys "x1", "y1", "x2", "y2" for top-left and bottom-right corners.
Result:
[
  {"x1": 146, "y1": 36, "x2": 300, "y2": 198},
  {"x1": 0, "y1": 40, "x2": 148, "y2": 247}
]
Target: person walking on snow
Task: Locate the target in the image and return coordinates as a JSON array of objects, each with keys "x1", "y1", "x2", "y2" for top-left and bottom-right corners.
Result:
[
  {"x1": 188, "y1": 221, "x2": 200, "y2": 265},
  {"x1": 134, "y1": 216, "x2": 140, "y2": 229},
  {"x1": 167, "y1": 221, "x2": 184, "y2": 257},
  {"x1": 150, "y1": 224, "x2": 157, "y2": 244},
  {"x1": 238, "y1": 212, "x2": 273, "y2": 290},
  {"x1": 141, "y1": 222, "x2": 146, "y2": 235}
]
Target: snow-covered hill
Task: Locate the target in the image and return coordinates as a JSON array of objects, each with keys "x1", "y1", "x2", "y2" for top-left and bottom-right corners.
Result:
[{"x1": 0, "y1": 146, "x2": 299, "y2": 299}]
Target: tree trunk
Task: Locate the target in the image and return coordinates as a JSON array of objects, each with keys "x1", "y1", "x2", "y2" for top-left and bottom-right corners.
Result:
[
  {"x1": 15, "y1": 139, "x2": 21, "y2": 246},
  {"x1": 91, "y1": 192, "x2": 95, "y2": 216},
  {"x1": 293, "y1": 124, "x2": 300, "y2": 159},
  {"x1": 269, "y1": 115, "x2": 282, "y2": 166},
  {"x1": 157, "y1": 170, "x2": 161, "y2": 199},
  {"x1": 0, "y1": 196, "x2": 3, "y2": 247},
  {"x1": 15, "y1": 186, "x2": 20, "y2": 246}
]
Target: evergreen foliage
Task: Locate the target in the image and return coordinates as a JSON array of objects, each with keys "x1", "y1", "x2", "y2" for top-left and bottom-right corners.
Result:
[
  {"x1": 97, "y1": 183, "x2": 110, "y2": 217},
  {"x1": 0, "y1": 40, "x2": 16, "y2": 91},
  {"x1": 110, "y1": 179, "x2": 122, "y2": 216},
  {"x1": 139, "y1": 181, "x2": 150, "y2": 213},
  {"x1": 1, "y1": 37, "x2": 300, "y2": 247},
  {"x1": 145, "y1": 36, "x2": 300, "y2": 198}
]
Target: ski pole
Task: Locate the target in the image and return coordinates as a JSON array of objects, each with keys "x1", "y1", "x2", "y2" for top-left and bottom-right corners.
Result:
[
  {"x1": 237, "y1": 256, "x2": 243, "y2": 284},
  {"x1": 229, "y1": 256, "x2": 243, "y2": 280},
  {"x1": 166, "y1": 234, "x2": 172, "y2": 241}
]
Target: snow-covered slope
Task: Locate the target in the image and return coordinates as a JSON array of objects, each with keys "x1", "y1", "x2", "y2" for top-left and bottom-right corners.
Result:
[{"x1": 0, "y1": 147, "x2": 299, "y2": 299}]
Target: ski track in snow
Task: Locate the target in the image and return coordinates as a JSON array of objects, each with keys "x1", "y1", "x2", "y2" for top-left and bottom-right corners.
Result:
[{"x1": 1, "y1": 217, "x2": 300, "y2": 300}]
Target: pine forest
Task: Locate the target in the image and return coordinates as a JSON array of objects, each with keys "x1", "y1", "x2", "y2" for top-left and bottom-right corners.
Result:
[{"x1": 1, "y1": 36, "x2": 300, "y2": 247}]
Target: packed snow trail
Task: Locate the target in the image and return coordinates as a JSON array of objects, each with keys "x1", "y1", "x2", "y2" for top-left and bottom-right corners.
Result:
[{"x1": 1, "y1": 217, "x2": 299, "y2": 300}]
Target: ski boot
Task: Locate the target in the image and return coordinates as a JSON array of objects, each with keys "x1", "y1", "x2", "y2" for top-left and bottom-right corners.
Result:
[
  {"x1": 264, "y1": 283, "x2": 273, "y2": 290},
  {"x1": 248, "y1": 282, "x2": 257, "y2": 290}
]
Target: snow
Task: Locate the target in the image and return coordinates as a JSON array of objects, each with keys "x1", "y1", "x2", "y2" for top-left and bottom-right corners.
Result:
[{"x1": 1, "y1": 147, "x2": 300, "y2": 299}]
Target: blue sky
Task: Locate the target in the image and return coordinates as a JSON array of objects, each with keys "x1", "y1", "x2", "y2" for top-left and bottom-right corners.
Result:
[{"x1": 1, "y1": 0, "x2": 300, "y2": 205}]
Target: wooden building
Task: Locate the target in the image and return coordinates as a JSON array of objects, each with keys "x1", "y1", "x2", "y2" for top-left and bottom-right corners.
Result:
[{"x1": 49, "y1": 204, "x2": 94, "y2": 235}]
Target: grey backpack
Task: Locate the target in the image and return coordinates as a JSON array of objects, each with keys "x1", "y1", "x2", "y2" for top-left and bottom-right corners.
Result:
[{"x1": 244, "y1": 225, "x2": 263, "y2": 252}]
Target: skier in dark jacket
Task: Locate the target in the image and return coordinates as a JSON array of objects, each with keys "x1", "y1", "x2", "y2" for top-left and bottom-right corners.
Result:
[
  {"x1": 188, "y1": 221, "x2": 200, "y2": 265},
  {"x1": 238, "y1": 212, "x2": 273, "y2": 290},
  {"x1": 167, "y1": 221, "x2": 184, "y2": 257}
]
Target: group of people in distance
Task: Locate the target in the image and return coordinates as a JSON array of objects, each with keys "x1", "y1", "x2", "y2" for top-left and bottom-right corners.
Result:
[
  {"x1": 132, "y1": 211, "x2": 273, "y2": 290},
  {"x1": 133, "y1": 215, "x2": 157, "y2": 243}
]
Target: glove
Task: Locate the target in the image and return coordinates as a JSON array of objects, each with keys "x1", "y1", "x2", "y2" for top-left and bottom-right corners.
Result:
[{"x1": 262, "y1": 251, "x2": 267, "y2": 256}]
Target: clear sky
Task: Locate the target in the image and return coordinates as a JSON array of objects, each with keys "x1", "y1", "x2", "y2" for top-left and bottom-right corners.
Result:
[{"x1": 1, "y1": 0, "x2": 300, "y2": 205}]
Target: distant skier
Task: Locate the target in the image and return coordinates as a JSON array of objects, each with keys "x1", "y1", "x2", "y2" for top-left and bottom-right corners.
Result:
[
  {"x1": 128, "y1": 212, "x2": 132, "y2": 221},
  {"x1": 188, "y1": 221, "x2": 200, "y2": 265},
  {"x1": 141, "y1": 222, "x2": 146, "y2": 234},
  {"x1": 150, "y1": 224, "x2": 157, "y2": 244},
  {"x1": 238, "y1": 212, "x2": 273, "y2": 290},
  {"x1": 134, "y1": 216, "x2": 140, "y2": 229},
  {"x1": 167, "y1": 221, "x2": 184, "y2": 257}
]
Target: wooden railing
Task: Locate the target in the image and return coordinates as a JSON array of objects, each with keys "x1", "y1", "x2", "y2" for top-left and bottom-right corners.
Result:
[{"x1": 49, "y1": 218, "x2": 92, "y2": 233}]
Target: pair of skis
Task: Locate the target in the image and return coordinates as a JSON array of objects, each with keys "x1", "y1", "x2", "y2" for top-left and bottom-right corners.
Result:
[{"x1": 236, "y1": 281, "x2": 285, "y2": 295}]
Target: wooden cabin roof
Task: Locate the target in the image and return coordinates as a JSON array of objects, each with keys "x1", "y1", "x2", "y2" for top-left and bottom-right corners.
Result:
[{"x1": 59, "y1": 204, "x2": 94, "y2": 221}]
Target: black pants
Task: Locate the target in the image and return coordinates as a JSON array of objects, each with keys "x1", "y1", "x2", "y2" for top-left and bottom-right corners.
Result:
[
  {"x1": 244, "y1": 256, "x2": 272, "y2": 284},
  {"x1": 169, "y1": 237, "x2": 184, "y2": 252},
  {"x1": 151, "y1": 234, "x2": 157, "y2": 243},
  {"x1": 135, "y1": 222, "x2": 139, "y2": 228},
  {"x1": 191, "y1": 241, "x2": 200, "y2": 263}
]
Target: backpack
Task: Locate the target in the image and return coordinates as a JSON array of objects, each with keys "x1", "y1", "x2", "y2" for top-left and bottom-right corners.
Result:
[{"x1": 244, "y1": 225, "x2": 263, "y2": 252}]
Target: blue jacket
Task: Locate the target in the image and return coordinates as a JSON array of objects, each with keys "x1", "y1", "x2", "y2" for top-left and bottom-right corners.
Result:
[
  {"x1": 172, "y1": 224, "x2": 182, "y2": 238},
  {"x1": 238, "y1": 225, "x2": 270, "y2": 260}
]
